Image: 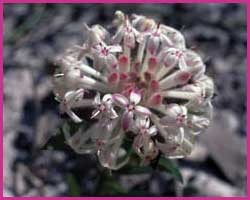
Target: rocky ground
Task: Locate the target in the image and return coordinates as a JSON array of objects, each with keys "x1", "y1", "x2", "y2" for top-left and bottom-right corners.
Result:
[{"x1": 3, "y1": 4, "x2": 246, "y2": 196}]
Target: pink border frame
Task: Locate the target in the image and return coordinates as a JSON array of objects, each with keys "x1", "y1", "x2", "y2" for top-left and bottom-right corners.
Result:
[{"x1": 1, "y1": 1, "x2": 248, "y2": 199}]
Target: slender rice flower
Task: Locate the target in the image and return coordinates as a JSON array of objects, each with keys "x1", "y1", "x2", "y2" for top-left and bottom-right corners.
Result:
[{"x1": 52, "y1": 11, "x2": 214, "y2": 169}]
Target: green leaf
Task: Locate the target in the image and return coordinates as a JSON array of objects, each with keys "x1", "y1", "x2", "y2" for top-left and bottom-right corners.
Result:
[
  {"x1": 158, "y1": 156, "x2": 183, "y2": 183},
  {"x1": 41, "y1": 127, "x2": 65, "y2": 150},
  {"x1": 66, "y1": 173, "x2": 81, "y2": 196},
  {"x1": 41, "y1": 120, "x2": 83, "y2": 150},
  {"x1": 117, "y1": 165, "x2": 153, "y2": 175},
  {"x1": 96, "y1": 172, "x2": 126, "y2": 195}
]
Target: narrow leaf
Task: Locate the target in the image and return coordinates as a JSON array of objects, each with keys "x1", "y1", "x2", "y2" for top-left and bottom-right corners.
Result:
[
  {"x1": 66, "y1": 173, "x2": 81, "y2": 196},
  {"x1": 158, "y1": 156, "x2": 183, "y2": 183}
]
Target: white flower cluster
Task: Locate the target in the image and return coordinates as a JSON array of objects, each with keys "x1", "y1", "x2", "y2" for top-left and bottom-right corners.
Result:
[{"x1": 52, "y1": 11, "x2": 214, "y2": 170}]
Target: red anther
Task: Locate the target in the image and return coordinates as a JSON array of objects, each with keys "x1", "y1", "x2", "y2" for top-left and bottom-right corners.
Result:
[
  {"x1": 120, "y1": 72, "x2": 128, "y2": 81},
  {"x1": 150, "y1": 80, "x2": 160, "y2": 91},
  {"x1": 119, "y1": 55, "x2": 128, "y2": 65},
  {"x1": 108, "y1": 73, "x2": 118, "y2": 83},
  {"x1": 148, "y1": 57, "x2": 158, "y2": 71},
  {"x1": 177, "y1": 71, "x2": 191, "y2": 84},
  {"x1": 149, "y1": 93, "x2": 162, "y2": 106},
  {"x1": 144, "y1": 71, "x2": 152, "y2": 82}
]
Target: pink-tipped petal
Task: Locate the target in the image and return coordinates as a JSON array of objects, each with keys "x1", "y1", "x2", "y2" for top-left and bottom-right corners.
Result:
[
  {"x1": 176, "y1": 71, "x2": 191, "y2": 85},
  {"x1": 93, "y1": 93, "x2": 101, "y2": 106},
  {"x1": 148, "y1": 93, "x2": 162, "y2": 106},
  {"x1": 148, "y1": 57, "x2": 158, "y2": 71},
  {"x1": 119, "y1": 55, "x2": 128, "y2": 65}
]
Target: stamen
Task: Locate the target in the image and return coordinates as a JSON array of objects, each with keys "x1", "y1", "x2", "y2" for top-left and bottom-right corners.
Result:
[
  {"x1": 161, "y1": 90, "x2": 198, "y2": 100},
  {"x1": 159, "y1": 70, "x2": 191, "y2": 90},
  {"x1": 150, "y1": 80, "x2": 160, "y2": 91},
  {"x1": 120, "y1": 73, "x2": 128, "y2": 81},
  {"x1": 119, "y1": 55, "x2": 129, "y2": 72},
  {"x1": 148, "y1": 93, "x2": 162, "y2": 106},
  {"x1": 78, "y1": 63, "x2": 107, "y2": 82},
  {"x1": 144, "y1": 71, "x2": 152, "y2": 82},
  {"x1": 78, "y1": 75, "x2": 112, "y2": 92},
  {"x1": 148, "y1": 57, "x2": 158, "y2": 72},
  {"x1": 108, "y1": 73, "x2": 119, "y2": 84},
  {"x1": 54, "y1": 73, "x2": 64, "y2": 78}
]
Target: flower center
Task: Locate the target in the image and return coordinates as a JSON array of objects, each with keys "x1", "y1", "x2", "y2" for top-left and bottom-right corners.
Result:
[
  {"x1": 127, "y1": 104, "x2": 135, "y2": 112},
  {"x1": 101, "y1": 47, "x2": 109, "y2": 56}
]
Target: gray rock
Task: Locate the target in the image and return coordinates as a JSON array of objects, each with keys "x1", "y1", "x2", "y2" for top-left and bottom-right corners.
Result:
[{"x1": 200, "y1": 110, "x2": 246, "y2": 186}]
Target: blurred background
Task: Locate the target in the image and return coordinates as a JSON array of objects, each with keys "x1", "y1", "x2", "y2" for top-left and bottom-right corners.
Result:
[{"x1": 3, "y1": 3, "x2": 246, "y2": 197}]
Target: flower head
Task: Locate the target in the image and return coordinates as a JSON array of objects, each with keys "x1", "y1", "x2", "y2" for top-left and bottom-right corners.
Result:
[{"x1": 52, "y1": 11, "x2": 214, "y2": 169}]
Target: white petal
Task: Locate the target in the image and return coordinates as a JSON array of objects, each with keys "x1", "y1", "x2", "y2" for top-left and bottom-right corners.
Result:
[
  {"x1": 137, "y1": 116, "x2": 149, "y2": 128},
  {"x1": 148, "y1": 126, "x2": 158, "y2": 136},
  {"x1": 135, "y1": 105, "x2": 151, "y2": 116},
  {"x1": 160, "y1": 34, "x2": 173, "y2": 47},
  {"x1": 64, "y1": 90, "x2": 77, "y2": 103},
  {"x1": 144, "y1": 117, "x2": 150, "y2": 128},
  {"x1": 179, "y1": 56, "x2": 188, "y2": 70},
  {"x1": 66, "y1": 109, "x2": 82, "y2": 123},
  {"x1": 106, "y1": 54, "x2": 118, "y2": 69},
  {"x1": 147, "y1": 35, "x2": 160, "y2": 55},
  {"x1": 160, "y1": 115, "x2": 176, "y2": 126},
  {"x1": 112, "y1": 94, "x2": 129, "y2": 107},
  {"x1": 109, "y1": 108, "x2": 119, "y2": 119},
  {"x1": 108, "y1": 45, "x2": 122, "y2": 53},
  {"x1": 124, "y1": 32, "x2": 135, "y2": 48},
  {"x1": 129, "y1": 90, "x2": 142, "y2": 105},
  {"x1": 112, "y1": 26, "x2": 124, "y2": 44},
  {"x1": 103, "y1": 94, "x2": 113, "y2": 102},
  {"x1": 94, "y1": 93, "x2": 101, "y2": 106}
]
